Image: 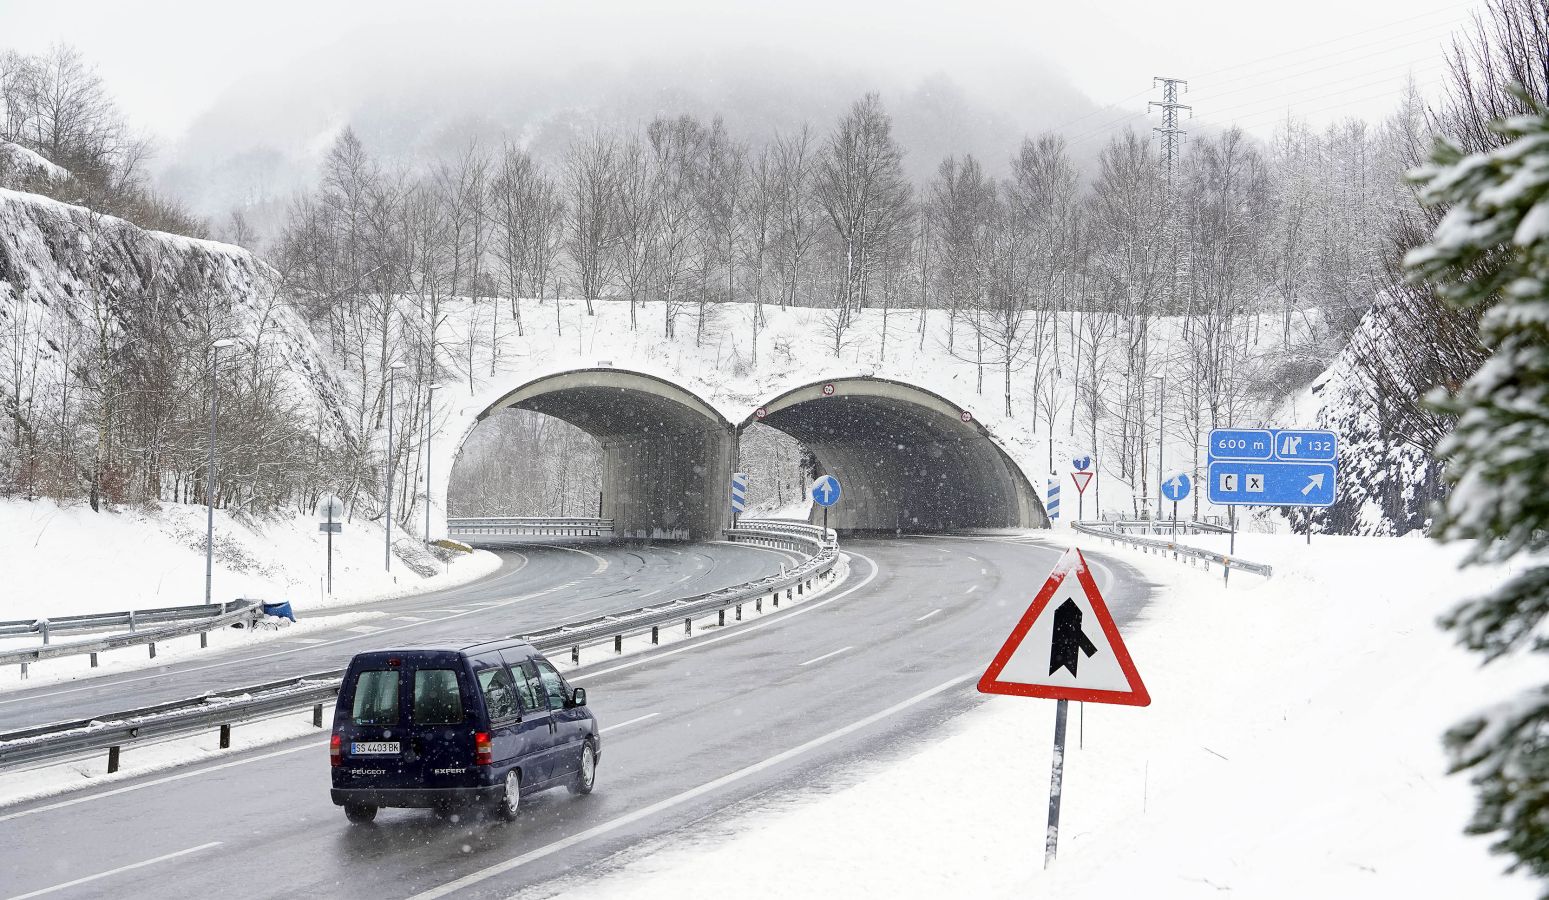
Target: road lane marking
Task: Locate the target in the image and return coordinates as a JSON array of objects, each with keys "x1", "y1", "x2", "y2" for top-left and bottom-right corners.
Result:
[
  {"x1": 345, "y1": 625, "x2": 382, "y2": 634},
  {"x1": 964, "y1": 585, "x2": 978, "y2": 594},
  {"x1": 915, "y1": 609, "x2": 942, "y2": 622},
  {"x1": 601, "y1": 713, "x2": 658, "y2": 733},
  {"x1": 393, "y1": 616, "x2": 426, "y2": 623},
  {"x1": 535, "y1": 543, "x2": 609, "y2": 574},
  {"x1": 571, "y1": 551, "x2": 880, "y2": 683},
  {"x1": 407, "y1": 670, "x2": 977, "y2": 900},
  {"x1": 798, "y1": 646, "x2": 852, "y2": 667},
  {"x1": 0, "y1": 742, "x2": 322, "y2": 823},
  {"x1": 5, "y1": 841, "x2": 224, "y2": 900}
]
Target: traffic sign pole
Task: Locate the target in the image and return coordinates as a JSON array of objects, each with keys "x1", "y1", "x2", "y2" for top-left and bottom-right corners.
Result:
[
  {"x1": 1045, "y1": 698, "x2": 1070, "y2": 867},
  {"x1": 326, "y1": 502, "x2": 334, "y2": 595}
]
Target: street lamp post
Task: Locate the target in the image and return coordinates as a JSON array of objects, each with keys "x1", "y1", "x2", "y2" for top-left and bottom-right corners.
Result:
[
  {"x1": 206, "y1": 338, "x2": 236, "y2": 605},
  {"x1": 424, "y1": 384, "x2": 441, "y2": 546},
  {"x1": 1152, "y1": 372, "x2": 1166, "y2": 530},
  {"x1": 385, "y1": 363, "x2": 405, "y2": 572}
]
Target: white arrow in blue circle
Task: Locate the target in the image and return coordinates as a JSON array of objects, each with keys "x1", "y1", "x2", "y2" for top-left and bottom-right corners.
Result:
[
  {"x1": 811, "y1": 475, "x2": 842, "y2": 508},
  {"x1": 1161, "y1": 472, "x2": 1192, "y2": 502}
]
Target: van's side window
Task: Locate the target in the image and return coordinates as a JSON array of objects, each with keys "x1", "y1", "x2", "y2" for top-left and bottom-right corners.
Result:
[
  {"x1": 351, "y1": 670, "x2": 399, "y2": 725},
  {"x1": 412, "y1": 669, "x2": 465, "y2": 725},
  {"x1": 476, "y1": 664, "x2": 519, "y2": 721},
  {"x1": 532, "y1": 658, "x2": 569, "y2": 711},
  {"x1": 512, "y1": 661, "x2": 545, "y2": 714}
]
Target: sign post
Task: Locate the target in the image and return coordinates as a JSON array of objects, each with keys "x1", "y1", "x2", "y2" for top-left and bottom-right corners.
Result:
[
  {"x1": 810, "y1": 475, "x2": 842, "y2": 540},
  {"x1": 317, "y1": 493, "x2": 345, "y2": 595},
  {"x1": 1160, "y1": 472, "x2": 1191, "y2": 537},
  {"x1": 1071, "y1": 456, "x2": 1093, "y2": 521},
  {"x1": 978, "y1": 548, "x2": 1150, "y2": 866},
  {"x1": 730, "y1": 472, "x2": 749, "y2": 528}
]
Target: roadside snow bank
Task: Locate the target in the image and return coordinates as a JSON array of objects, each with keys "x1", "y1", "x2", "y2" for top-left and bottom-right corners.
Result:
[
  {"x1": 546, "y1": 534, "x2": 1538, "y2": 899},
  {"x1": 1, "y1": 498, "x2": 501, "y2": 621}
]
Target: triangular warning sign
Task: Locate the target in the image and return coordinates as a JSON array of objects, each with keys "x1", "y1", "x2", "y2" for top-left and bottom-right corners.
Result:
[
  {"x1": 978, "y1": 548, "x2": 1150, "y2": 706},
  {"x1": 1070, "y1": 471, "x2": 1093, "y2": 494}
]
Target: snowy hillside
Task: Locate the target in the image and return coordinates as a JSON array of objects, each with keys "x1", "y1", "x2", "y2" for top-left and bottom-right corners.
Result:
[{"x1": 0, "y1": 140, "x2": 69, "y2": 188}]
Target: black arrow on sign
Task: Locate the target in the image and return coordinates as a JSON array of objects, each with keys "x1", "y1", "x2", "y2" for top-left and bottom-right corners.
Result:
[{"x1": 1049, "y1": 598, "x2": 1099, "y2": 677}]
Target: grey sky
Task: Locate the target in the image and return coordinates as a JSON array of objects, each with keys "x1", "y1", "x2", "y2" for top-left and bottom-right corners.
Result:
[{"x1": 0, "y1": 0, "x2": 1476, "y2": 146}]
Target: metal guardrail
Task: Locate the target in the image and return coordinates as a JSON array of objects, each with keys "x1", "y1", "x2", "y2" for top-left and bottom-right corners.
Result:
[
  {"x1": 1099, "y1": 519, "x2": 1234, "y2": 536},
  {"x1": 0, "y1": 600, "x2": 266, "y2": 676},
  {"x1": 1073, "y1": 520, "x2": 1274, "y2": 581},
  {"x1": 447, "y1": 517, "x2": 614, "y2": 537},
  {"x1": 739, "y1": 517, "x2": 836, "y2": 546},
  {"x1": 0, "y1": 525, "x2": 842, "y2": 773},
  {"x1": 0, "y1": 603, "x2": 252, "y2": 641}
]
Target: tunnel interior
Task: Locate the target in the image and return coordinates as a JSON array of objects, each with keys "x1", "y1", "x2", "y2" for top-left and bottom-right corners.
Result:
[
  {"x1": 475, "y1": 371, "x2": 734, "y2": 541},
  {"x1": 751, "y1": 381, "x2": 1045, "y2": 533}
]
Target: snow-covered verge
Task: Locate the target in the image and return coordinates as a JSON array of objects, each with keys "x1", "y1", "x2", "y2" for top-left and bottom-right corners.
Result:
[
  {"x1": 540, "y1": 534, "x2": 1539, "y2": 900},
  {"x1": 0, "y1": 497, "x2": 501, "y2": 622}
]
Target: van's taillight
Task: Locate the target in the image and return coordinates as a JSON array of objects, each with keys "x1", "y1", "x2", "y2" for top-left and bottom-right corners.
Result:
[
  {"x1": 330, "y1": 733, "x2": 342, "y2": 767},
  {"x1": 474, "y1": 731, "x2": 492, "y2": 766}
]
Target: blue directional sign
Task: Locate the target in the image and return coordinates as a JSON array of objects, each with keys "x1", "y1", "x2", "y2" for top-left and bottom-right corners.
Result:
[
  {"x1": 1207, "y1": 427, "x2": 1339, "y2": 507},
  {"x1": 730, "y1": 472, "x2": 749, "y2": 514},
  {"x1": 811, "y1": 475, "x2": 842, "y2": 508},
  {"x1": 1160, "y1": 472, "x2": 1191, "y2": 502},
  {"x1": 1073, "y1": 455, "x2": 1092, "y2": 472}
]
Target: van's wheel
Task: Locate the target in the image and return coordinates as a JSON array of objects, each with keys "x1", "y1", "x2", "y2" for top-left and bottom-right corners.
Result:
[
  {"x1": 344, "y1": 803, "x2": 377, "y2": 824},
  {"x1": 495, "y1": 768, "x2": 521, "y2": 821},
  {"x1": 569, "y1": 740, "x2": 598, "y2": 795}
]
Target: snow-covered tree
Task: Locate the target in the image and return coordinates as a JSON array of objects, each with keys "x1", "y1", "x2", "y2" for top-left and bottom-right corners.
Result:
[{"x1": 1406, "y1": 89, "x2": 1549, "y2": 885}]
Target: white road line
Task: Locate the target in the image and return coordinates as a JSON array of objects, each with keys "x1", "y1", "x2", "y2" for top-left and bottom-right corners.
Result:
[
  {"x1": 534, "y1": 543, "x2": 609, "y2": 574},
  {"x1": 915, "y1": 608, "x2": 942, "y2": 622},
  {"x1": 600, "y1": 712, "x2": 659, "y2": 733},
  {"x1": 5, "y1": 841, "x2": 224, "y2": 900},
  {"x1": 393, "y1": 616, "x2": 426, "y2": 623},
  {"x1": 571, "y1": 551, "x2": 880, "y2": 683},
  {"x1": 0, "y1": 742, "x2": 322, "y2": 823},
  {"x1": 345, "y1": 625, "x2": 382, "y2": 634},
  {"x1": 418, "y1": 609, "x2": 468, "y2": 614},
  {"x1": 407, "y1": 671, "x2": 977, "y2": 900},
  {"x1": 964, "y1": 585, "x2": 978, "y2": 594},
  {"x1": 798, "y1": 646, "x2": 853, "y2": 667},
  {"x1": 289, "y1": 638, "x2": 327, "y2": 645}
]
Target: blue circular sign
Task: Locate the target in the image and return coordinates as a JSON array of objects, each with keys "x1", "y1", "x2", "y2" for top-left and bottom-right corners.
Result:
[
  {"x1": 810, "y1": 475, "x2": 842, "y2": 508},
  {"x1": 1160, "y1": 472, "x2": 1192, "y2": 502},
  {"x1": 1073, "y1": 455, "x2": 1092, "y2": 471}
]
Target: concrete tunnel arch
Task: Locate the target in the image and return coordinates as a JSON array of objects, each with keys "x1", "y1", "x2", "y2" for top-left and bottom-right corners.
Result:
[
  {"x1": 740, "y1": 377, "x2": 1048, "y2": 532},
  {"x1": 459, "y1": 367, "x2": 736, "y2": 541}
]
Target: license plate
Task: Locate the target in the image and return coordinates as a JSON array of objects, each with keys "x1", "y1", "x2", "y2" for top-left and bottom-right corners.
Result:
[{"x1": 351, "y1": 741, "x2": 400, "y2": 755}]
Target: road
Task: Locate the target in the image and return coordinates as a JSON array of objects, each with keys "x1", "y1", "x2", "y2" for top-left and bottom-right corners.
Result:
[
  {"x1": 0, "y1": 540, "x2": 801, "y2": 733},
  {"x1": 0, "y1": 535, "x2": 1150, "y2": 900}
]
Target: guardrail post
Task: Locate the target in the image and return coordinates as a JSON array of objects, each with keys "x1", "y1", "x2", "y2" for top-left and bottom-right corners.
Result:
[
  {"x1": 797, "y1": 582, "x2": 803, "y2": 596},
  {"x1": 756, "y1": 597, "x2": 762, "y2": 614},
  {"x1": 90, "y1": 652, "x2": 99, "y2": 668},
  {"x1": 108, "y1": 745, "x2": 120, "y2": 773},
  {"x1": 651, "y1": 625, "x2": 659, "y2": 645},
  {"x1": 572, "y1": 645, "x2": 580, "y2": 665},
  {"x1": 735, "y1": 604, "x2": 742, "y2": 621},
  {"x1": 148, "y1": 642, "x2": 156, "y2": 659},
  {"x1": 614, "y1": 635, "x2": 623, "y2": 654},
  {"x1": 38, "y1": 619, "x2": 49, "y2": 645},
  {"x1": 313, "y1": 704, "x2": 324, "y2": 728},
  {"x1": 685, "y1": 617, "x2": 692, "y2": 636},
  {"x1": 718, "y1": 609, "x2": 726, "y2": 627},
  {"x1": 772, "y1": 591, "x2": 779, "y2": 608},
  {"x1": 19, "y1": 663, "x2": 26, "y2": 680},
  {"x1": 200, "y1": 633, "x2": 208, "y2": 649},
  {"x1": 787, "y1": 588, "x2": 793, "y2": 601},
  {"x1": 128, "y1": 611, "x2": 137, "y2": 632},
  {"x1": 219, "y1": 723, "x2": 231, "y2": 749}
]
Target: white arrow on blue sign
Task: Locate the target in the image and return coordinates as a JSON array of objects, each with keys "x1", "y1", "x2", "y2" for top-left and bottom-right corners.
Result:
[
  {"x1": 731, "y1": 472, "x2": 749, "y2": 513},
  {"x1": 1160, "y1": 472, "x2": 1191, "y2": 502},
  {"x1": 811, "y1": 475, "x2": 842, "y2": 508}
]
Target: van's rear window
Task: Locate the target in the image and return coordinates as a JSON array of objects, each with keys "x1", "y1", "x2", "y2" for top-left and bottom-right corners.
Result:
[
  {"x1": 413, "y1": 669, "x2": 465, "y2": 725},
  {"x1": 351, "y1": 670, "x2": 399, "y2": 725}
]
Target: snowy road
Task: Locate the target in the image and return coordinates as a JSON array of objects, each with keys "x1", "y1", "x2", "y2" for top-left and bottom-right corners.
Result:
[
  {"x1": 0, "y1": 535, "x2": 1150, "y2": 900},
  {"x1": 0, "y1": 540, "x2": 801, "y2": 733}
]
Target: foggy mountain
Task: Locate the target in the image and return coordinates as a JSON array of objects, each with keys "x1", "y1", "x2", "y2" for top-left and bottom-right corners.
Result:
[{"x1": 158, "y1": 42, "x2": 1099, "y2": 238}]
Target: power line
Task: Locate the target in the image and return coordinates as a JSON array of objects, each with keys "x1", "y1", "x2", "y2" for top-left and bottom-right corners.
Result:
[{"x1": 1187, "y1": 33, "x2": 1456, "y2": 108}]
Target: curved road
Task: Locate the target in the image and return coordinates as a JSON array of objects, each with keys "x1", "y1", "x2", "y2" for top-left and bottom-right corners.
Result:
[
  {"x1": 0, "y1": 535, "x2": 1150, "y2": 900},
  {"x1": 0, "y1": 540, "x2": 802, "y2": 733}
]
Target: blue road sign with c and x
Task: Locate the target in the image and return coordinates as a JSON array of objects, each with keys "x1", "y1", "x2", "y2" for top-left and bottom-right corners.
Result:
[{"x1": 1207, "y1": 428, "x2": 1338, "y2": 508}]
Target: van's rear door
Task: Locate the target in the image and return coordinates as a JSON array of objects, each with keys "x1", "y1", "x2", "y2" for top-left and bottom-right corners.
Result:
[
  {"x1": 405, "y1": 660, "x2": 479, "y2": 790},
  {"x1": 338, "y1": 663, "x2": 412, "y2": 787}
]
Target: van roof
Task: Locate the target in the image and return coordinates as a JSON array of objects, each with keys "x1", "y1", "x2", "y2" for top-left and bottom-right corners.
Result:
[{"x1": 349, "y1": 638, "x2": 538, "y2": 658}]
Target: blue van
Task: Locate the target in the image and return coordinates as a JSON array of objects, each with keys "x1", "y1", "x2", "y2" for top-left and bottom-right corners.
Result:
[{"x1": 330, "y1": 639, "x2": 599, "y2": 823}]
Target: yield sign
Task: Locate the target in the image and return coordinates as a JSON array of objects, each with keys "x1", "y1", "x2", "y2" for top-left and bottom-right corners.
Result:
[
  {"x1": 1070, "y1": 471, "x2": 1093, "y2": 494},
  {"x1": 978, "y1": 548, "x2": 1150, "y2": 706}
]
